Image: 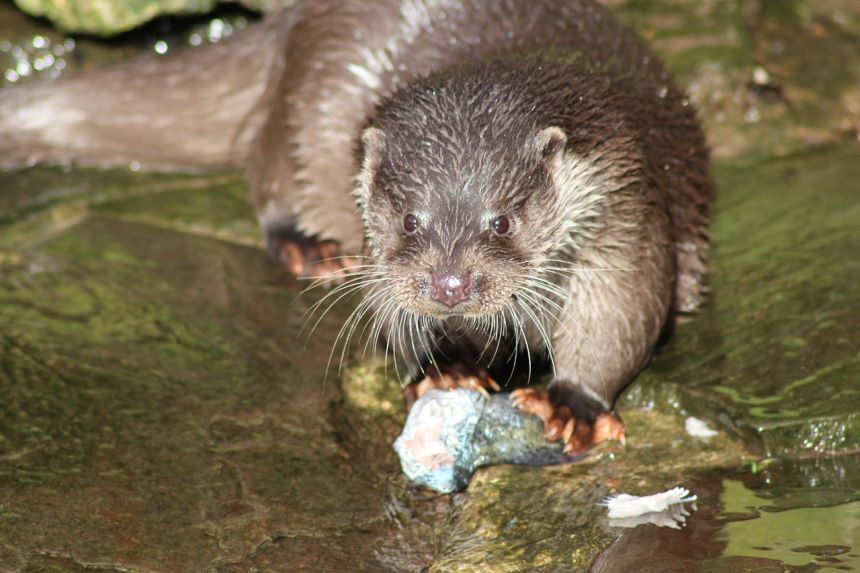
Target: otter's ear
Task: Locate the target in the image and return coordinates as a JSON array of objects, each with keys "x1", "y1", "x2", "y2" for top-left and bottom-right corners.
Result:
[
  {"x1": 355, "y1": 127, "x2": 386, "y2": 208},
  {"x1": 535, "y1": 126, "x2": 568, "y2": 167},
  {"x1": 360, "y1": 127, "x2": 385, "y2": 172}
]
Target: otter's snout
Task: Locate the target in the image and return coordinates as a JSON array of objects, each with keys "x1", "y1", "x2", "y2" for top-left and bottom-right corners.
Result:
[{"x1": 429, "y1": 270, "x2": 473, "y2": 308}]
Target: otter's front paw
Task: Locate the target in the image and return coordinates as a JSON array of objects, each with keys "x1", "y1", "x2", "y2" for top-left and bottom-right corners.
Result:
[
  {"x1": 269, "y1": 233, "x2": 357, "y2": 284},
  {"x1": 510, "y1": 388, "x2": 625, "y2": 455},
  {"x1": 404, "y1": 363, "x2": 500, "y2": 411}
]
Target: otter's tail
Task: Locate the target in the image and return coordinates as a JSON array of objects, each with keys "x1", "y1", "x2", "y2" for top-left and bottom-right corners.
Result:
[{"x1": 0, "y1": 14, "x2": 288, "y2": 172}]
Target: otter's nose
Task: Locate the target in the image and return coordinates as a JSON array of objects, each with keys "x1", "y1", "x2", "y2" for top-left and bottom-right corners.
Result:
[{"x1": 429, "y1": 270, "x2": 472, "y2": 307}]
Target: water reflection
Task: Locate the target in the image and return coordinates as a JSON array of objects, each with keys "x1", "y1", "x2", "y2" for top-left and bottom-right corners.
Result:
[{"x1": 591, "y1": 456, "x2": 860, "y2": 571}]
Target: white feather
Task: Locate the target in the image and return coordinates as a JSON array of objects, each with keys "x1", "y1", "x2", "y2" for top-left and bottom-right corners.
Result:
[
  {"x1": 600, "y1": 486, "x2": 698, "y2": 519},
  {"x1": 685, "y1": 416, "x2": 719, "y2": 438}
]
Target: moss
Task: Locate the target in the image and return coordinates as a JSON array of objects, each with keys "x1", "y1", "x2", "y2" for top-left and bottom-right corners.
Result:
[{"x1": 12, "y1": 0, "x2": 290, "y2": 35}]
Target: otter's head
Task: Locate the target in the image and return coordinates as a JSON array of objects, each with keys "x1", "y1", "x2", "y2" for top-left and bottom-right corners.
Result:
[{"x1": 353, "y1": 67, "x2": 631, "y2": 324}]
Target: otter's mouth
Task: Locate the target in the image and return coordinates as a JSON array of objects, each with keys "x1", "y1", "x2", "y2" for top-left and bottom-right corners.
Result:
[
  {"x1": 427, "y1": 307, "x2": 459, "y2": 319},
  {"x1": 418, "y1": 302, "x2": 481, "y2": 320}
]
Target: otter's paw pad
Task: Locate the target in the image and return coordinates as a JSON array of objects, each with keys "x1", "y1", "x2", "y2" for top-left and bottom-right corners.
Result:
[
  {"x1": 404, "y1": 363, "x2": 500, "y2": 411},
  {"x1": 273, "y1": 238, "x2": 356, "y2": 283},
  {"x1": 510, "y1": 388, "x2": 625, "y2": 456}
]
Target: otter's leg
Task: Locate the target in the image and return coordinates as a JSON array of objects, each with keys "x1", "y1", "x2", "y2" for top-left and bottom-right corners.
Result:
[
  {"x1": 250, "y1": 128, "x2": 362, "y2": 283},
  {"x1": 403, "y1": 363, "x2": 501, "y2": 411},
  {"x1": 513, "y1": 244, "x2": 673, "y2": 455},
  {"x1": 245, "y1": 58, "x2": 366, "y2": 283}
]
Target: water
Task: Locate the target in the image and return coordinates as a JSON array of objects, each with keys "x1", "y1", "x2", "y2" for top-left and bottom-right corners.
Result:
[{"x1": 593, "y1": 456, "x2": 860, "y2": 572}]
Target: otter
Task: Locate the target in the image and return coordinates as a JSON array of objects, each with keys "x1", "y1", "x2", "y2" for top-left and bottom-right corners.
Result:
[{"x1": 0, "y1": 0, "x2": 712, "y2": 454}]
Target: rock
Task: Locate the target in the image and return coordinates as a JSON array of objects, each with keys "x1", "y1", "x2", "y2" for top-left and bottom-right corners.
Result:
[
  {"x1": 394, "y1": 389, "x2": 570, "y2": 493},
  {"x1": 11, "y1": 0, "x2": 294, "y2": 36}
]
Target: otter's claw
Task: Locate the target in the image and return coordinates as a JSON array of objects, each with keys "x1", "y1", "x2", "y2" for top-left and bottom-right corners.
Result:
[
  {"x1": 511, "y1": 388, "x2": 625, "y2": 455},
  {"x1": 273, "y1": 237, "x2": 356, "y2": 285},
  {"x1": 404, "y1": 363, "x2": 500, "y2": 411}
]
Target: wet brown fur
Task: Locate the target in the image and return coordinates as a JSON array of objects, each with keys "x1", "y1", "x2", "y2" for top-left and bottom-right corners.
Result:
[{"x1": 0, "y1": 0, "x2": 712, "y2": 420}]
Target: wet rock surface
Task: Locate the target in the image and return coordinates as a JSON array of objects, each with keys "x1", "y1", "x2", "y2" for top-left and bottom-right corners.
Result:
[
  {"x1": 627, "y1": 144, "x2": 860, "y2": 458},
  {"x1": 1, "y1": 1, "x2": 859, "y2": 571}
]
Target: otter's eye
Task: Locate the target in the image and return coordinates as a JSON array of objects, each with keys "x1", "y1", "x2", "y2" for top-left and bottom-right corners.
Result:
[
  {"x1": 490, "y1": 215, "x2": 512, "y2": 236},
  {"x1": 403, "y1": 213, "x2": 419, "y2": 235}
]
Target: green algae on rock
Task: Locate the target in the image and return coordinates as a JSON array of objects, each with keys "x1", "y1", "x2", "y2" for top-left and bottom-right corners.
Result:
[
  {"x1": 0, "y1": 167, "x2": 258, "y2": 254},
  {"x1": 12, "y1": 0, "x2": 292, "y2": 35},
  {"x1": 14, "y1": 0, "x2": 212, "y2": 35},
  {"x1": 0, "y1": 215, "x2": 397, "y2": 570}
]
